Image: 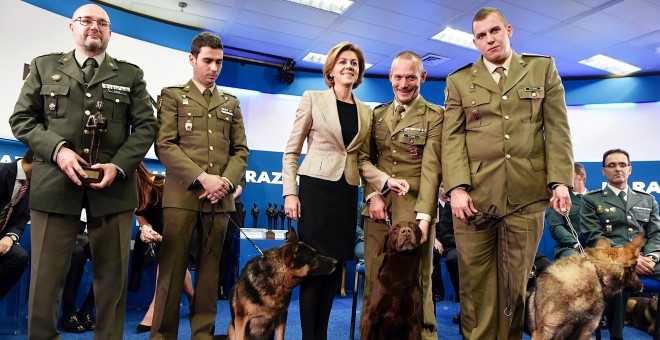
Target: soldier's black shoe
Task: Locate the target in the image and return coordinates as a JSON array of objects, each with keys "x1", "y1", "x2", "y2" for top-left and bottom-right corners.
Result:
[{"x1": 60, "y1": 314, "x2": 86, "y2": 333}]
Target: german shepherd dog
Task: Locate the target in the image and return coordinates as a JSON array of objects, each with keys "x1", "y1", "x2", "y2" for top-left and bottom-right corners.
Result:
[
  {"x1": 228, "y1": 228, "x2": 337, "y2": 340},
  {"x1": 361, "y1": 221, "x2": 423, "y2": 340},
  {"x1": 527, "y1": 232, "x2": 644, "y2": 340},
  {"x1": 625, "y1": 296, "x2": 657, "y2": 336}
]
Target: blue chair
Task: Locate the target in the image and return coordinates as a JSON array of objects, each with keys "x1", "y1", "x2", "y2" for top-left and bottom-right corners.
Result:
[
  {"x1": 640, "y1": 277, "x2": 660, "y2": 340},
  {"x1": 349, "y1": 260, "x2": 365, "y2": 340}
]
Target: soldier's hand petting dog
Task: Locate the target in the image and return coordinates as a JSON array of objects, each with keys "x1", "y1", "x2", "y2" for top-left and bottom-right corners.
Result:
[
  {"x1": 369, "y1": 194, "x2": 388, "y2": 221},
  {"x1": 386, "y1": 177, "x2": 409, "y2": 195},
  {"x1": 637, "y1": 255, "x2": 656, "y2": 276},
  {"x1": 197, "y1": 172, "x2": 230, "y2": 204},
  {"x1": 550, "y1": 184, "x2": 572, "y2": 215}
]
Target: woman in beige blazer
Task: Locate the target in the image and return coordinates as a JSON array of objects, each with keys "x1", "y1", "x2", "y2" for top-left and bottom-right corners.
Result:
[{"x1": 281, "y1": 42, "x2": 369, "y2": 340}]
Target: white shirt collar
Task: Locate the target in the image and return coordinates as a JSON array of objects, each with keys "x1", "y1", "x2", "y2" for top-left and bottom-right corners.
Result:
[
  {"x1": 607, "y1": 184, "x2": 628, "y2": 197},
  {"x1": 482, "y1": 51, "x2": 513, "y2": 77},
  {"x1": 74, "y1": 50, "x2": 105, "y2": 68}
]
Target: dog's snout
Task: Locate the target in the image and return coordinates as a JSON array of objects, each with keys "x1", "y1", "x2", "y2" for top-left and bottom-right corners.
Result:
[{"x1": 400, "y1": 227, "x2": 412, "y2": 235}]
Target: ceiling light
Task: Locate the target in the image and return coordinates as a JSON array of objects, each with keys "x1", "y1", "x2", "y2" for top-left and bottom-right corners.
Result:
[
  {"x1": 285, "y1": 0, "x2": 354, "y2": 14},
  {"x1": 431, "y1": 27, "x2": 476, "y2": 50},
  {"x1": 302, "y1": 52, "x2": 372, "y2": 70},
  {"x1": 579, "y1": 54, "x2": 641, "y2": 75}
]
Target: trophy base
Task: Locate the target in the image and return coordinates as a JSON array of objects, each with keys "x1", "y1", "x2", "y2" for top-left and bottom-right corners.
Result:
[
  {"x1": 265, "y1": 231, "x2": 275, "y2": 240},
  {"x1": 81, "y1": 167, "x2": 104, "y2": 184}
]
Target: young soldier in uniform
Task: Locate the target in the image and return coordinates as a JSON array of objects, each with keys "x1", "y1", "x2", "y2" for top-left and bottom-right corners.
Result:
[
  {"x1": 442, "y1": 7, "x2": 573, "y2": 339},
  {"x1": 150, "y1": 32, "x2": 248, "y2": 339}
]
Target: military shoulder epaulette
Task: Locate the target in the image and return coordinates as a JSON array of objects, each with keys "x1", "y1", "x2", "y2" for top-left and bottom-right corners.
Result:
[
  {"x1": 220, "y1": 90, "x2": 237, "y2": 99},
  {"x1": 425, "y1": 102, "x2": 443, "y2": 114},
  {"x1": 521, "y1": 53, "x2": 550, "y2": 58},
  {"x1": 118, "y1": 59, "x2": 141, "y2": 67},
  {"x1": 165, "y1": 84, "x2": 186, "y2": 89},
  {"x1": 585, "y1": 189, "x2": 604, "y2": 195},
  {"x1": 37, "y1": 52, "x2": 64, "y2": 58},
  {"x1": 374, "y1": 101, "x2": 393, "y2": 111},
  {"x1": 448, "y1": 63, "x2": 473, "y2": 76},
  {"x1": 632, "y1": 188, "x2": 652, "y2": 196}
]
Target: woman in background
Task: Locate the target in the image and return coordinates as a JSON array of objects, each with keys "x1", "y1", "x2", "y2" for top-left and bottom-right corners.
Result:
[
  {"x1": 282, "y1": 41, "x2": 393, "y2": 340},
  {"x1": 129, "y1": 162, "x2": 194, "y2": 333}
]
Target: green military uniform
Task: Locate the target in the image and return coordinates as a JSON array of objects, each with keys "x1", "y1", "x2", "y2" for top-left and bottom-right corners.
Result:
[
  {"x1": 151, "y1": 79, "x2": 248, "y2": 339},
  {"x1": 358, "y1": 95, "x2": 443, "y2": 339},
  {"x1": 582, "y1": 187, "x2": 660, "y2": 257},
  {"x1": 547, "y1": 191, "x2": 584, "y2": 259},
  {"x1": 581, "y1": 186, "x2": 660, "y2": 338},
  {"x1": 10, "y1": 50, "x2": 156, "y2": 339},
  {"x1": 442, "y1": 52, "x2": 574, "y2": 339}
]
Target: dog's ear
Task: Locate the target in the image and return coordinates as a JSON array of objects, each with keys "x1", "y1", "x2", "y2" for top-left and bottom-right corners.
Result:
[
  {"x1": 376, "y1": 225, "x2": 396, "y2": 257},
  {"x1": 287, "y1": 227, "x2": 299, "y2": 243},
  {"x1": 595, "y1": 236, "x2": 613, "y2": 249},
  {"x1": 624, "y1": 232, "x2": 644, "y2": 257}
]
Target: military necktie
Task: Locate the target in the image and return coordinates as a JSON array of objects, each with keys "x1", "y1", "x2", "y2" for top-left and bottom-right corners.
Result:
[
  {"x1": 618, "y1": 190, "x2": 627, "y2": 207},
  {"x1": 0, "y1": 180, "x2": 29, "y2": 233},
  {"x1": 82, "y1": 58, "x2": 98, "y2": 84},
  {"x1": 393, "y1": 105, "x2": 405, "y2": 127},
  {"x1": 495, "y1": 66, "x2": 506, "y2": 90},
  {"x1": 203, "y1": 89, "x2": 212, "y2": 105}
]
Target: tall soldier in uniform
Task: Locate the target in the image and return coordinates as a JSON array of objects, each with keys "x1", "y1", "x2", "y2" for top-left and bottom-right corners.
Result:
[
  {"x1": 581, "y1": 148, "x2": 660, "y2": 339},
  {"x1": 150, "y1": 32, "x2": 248, "y2": 339},
  {"x1": 442, "y1": 7, "x2": 573, "y2": 339},
  {"x1": 9, "y1": 4, "x2": 156, "y2": 339},
  {"x1": 358, "y1": 51, "x2": 443, "y2": 340}
]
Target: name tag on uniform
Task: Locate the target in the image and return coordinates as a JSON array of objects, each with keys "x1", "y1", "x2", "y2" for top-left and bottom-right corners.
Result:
[
  {"x1": 221, "y1": 108, "x2": 233, "y2": 116},
  {"x1": 403, "y1": 127, "x2": 426, "y2": 132},
  {"x1": 633, "y1": 206, "x2": 651, "y2": 211},
  {"x1": 102, "y1": 83, "x2": 130, "y2": 94},
  {"x1": 524, "y1": 87, "x2": 542, "y2": 92}
]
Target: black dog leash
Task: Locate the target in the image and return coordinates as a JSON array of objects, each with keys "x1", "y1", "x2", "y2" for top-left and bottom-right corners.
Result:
[
  {"x1": 215, "y1": 204, "x2": 264, "y2": 256},
  {"x1": 467, "y1": 197, "x2": 550, "y2": 318}
]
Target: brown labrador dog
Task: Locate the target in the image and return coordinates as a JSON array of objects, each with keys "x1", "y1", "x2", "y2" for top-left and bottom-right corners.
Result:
[{"x1": 361, "y1": 221, "x2": 423, "y2": 340}]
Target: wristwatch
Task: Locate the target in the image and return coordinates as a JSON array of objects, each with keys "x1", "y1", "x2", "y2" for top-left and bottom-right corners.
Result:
[
  {"x1": 7, "y1": 233, "x2": 19, "y2": 244},
  {"x1": 648, "y1": 254, "x2": 659, "y2": 263}
]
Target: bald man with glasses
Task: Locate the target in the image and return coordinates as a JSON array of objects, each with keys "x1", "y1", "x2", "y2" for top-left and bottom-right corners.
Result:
[{"x1": 10, "y1": 4, "x2": 155, "y2": 339}]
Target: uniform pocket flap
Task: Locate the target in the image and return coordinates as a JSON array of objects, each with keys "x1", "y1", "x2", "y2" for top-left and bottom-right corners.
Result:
[
  {"x1": 102, "y1": 90, "x2": 131, "y2": 104},
  {"x1": 40, "y1": 84, "x2": 69, "y2": 96},
  {"x1": 517, "y1": 87, "x2": 545, "y2": 99},
  {"x1": 461, "y1": 95, "x2": 490, "y2": 108},
  {"x1": 178, "y1": 107, "x2": 203, "y2": 117}
]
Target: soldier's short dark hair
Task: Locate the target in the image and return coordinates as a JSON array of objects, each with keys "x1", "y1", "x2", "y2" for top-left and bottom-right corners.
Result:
[
  {"x1": 191, "y1": 32, "x2": 223, "y2": 57},
  {"x1": 472, "y1": 7, "x2": 508, "y2": 34},
  {"x1": 602, "y1": 148, "x2": 630, "y2": 167},
  {"x1": 574, "y1": 163, "x2": 585, "y2": 176}
]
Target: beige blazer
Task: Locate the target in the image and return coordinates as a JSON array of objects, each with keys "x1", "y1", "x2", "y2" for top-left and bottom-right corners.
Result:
[{"x1": 282, "y1": 88, "x2": 372, "y2": 197}]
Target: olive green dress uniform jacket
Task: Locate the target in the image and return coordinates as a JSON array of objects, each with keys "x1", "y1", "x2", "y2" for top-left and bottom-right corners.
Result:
[
  {"x1": 581, "y1": 187, "x2": 660, "y2": 255},
  {"x1": 442, "y1": 52, "x2": 574, "y2": 214},
  {"x1": 547, "y1": 191, "x2": 583, "y2": 259},
  {"x1": 10, "y1": 50, "x2": 156, "y2": 217},
  {"x1": 282, "y1": 88, "x2": 372, "y2": 197},
  {"x1": 357, "y1": 95, "x2": 444, "y2": 217},
  {"x1": 155, "y1": 79, "x2": 249, "y2": 212}
]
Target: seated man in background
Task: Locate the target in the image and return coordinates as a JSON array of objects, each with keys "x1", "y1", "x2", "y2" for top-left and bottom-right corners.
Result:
[
  {"x1": 547, "y1": 163, "x2": 588, "y2": 259},
  {"x1": 0, "y1": 149, "x2": 32, "y2": 301},
  {"x1": 581, "y1": 148, "x2": 660, "y2": 340}
]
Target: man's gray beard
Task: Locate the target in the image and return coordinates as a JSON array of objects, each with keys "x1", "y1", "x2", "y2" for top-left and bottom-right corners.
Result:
[{"x1": 84, "y1": 41, "x2": 107, "y2": 53}]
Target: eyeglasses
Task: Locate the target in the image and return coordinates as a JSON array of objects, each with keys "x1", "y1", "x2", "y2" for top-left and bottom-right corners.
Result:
[
  {"x1": 74, "y1": 17, "x2": 111, "y2": 30},
  {"x1": 605, "y1": 162, "x2": 630, "y2": 169}
]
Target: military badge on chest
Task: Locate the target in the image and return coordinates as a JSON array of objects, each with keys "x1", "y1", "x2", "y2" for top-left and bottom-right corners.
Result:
[{"x1": 408, "y1": 146, "x2": 421, "y2": 159}]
